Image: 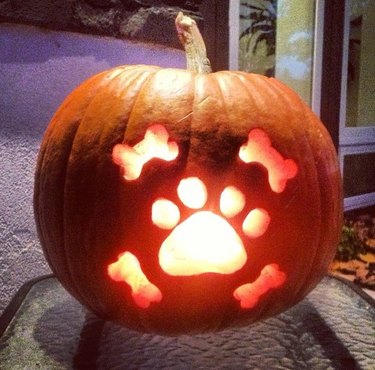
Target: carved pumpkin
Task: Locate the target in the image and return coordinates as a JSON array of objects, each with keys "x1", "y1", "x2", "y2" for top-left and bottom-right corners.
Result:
[{"x1": 34, "y1": 13, "x2": 342, "y2": 335}]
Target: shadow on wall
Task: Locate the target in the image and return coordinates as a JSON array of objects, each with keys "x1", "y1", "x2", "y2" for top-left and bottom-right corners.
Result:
[{"x1": 0, "y1": 22, "x2": 184, "y2": 315}]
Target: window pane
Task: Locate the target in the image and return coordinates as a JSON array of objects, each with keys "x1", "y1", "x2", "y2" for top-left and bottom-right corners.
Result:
[
  {"x1": 239, "y1": 0, "x2": 316, "y2": 105},
  {"x1": 343, "y1": 152, "x2": 375, "y2": 197},
  {"x1": 239, "y1": 1, "x2": 277, "y2": 77},
  {"x1": 346, "y1": 0, "x2": 375, "y2": 127},
  {"x1": 275, "y1": 1, "x2": 315, "y2": 105}
]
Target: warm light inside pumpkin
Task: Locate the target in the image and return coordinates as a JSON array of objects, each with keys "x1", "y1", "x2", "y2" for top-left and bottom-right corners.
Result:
[
  {"x1": 177, "y1": 177, "x2": 207, "y2": 209},
  {"x1": 239, "y1": 129, "x2": 298, "y2": 193},
  {"x1": 112, "y1": 124, "x2": 178, "y2": 180},
  {"x1": 109, "y1": 126, "x2": 292, "y2": 309},
  {"x1": 108, "y1": 252, "x2": 162, "y2": 308},
  {"x1": 152, "y1": 199, "x2": 180, "y2": 229},
  {"x1": 242, "y1": 208, "x2": 270, "y2": 238},
  {"x1": 233, "y1": 263, "x2": 286, "y2": 308},
  {"x1": 156, "y1": 178, "x2": 249, "y2": 276},
  {"x1": 220, "y1": 186, "x2": 246, "y2": 218},
  {"x1": 159, "y1": 211, "x2": 247, "y2": 276}
]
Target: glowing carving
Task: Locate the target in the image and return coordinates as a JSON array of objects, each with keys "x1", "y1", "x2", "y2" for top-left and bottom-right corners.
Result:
[
  {"x1": 177, "y1": 177, "x2": 207, "y2": 209},
  {"x1": 152, "y1": 199, "x2": 180, "y2": 229},
  {"x1": 159, "y1": 211, "x2": 247, "y2": 275},
  {"x1": 112, "y1": 124, "x2": 178, "y2": 181},
  {"x1": 242, "y1": 208, "x2": 271, "y2": 238},
  {"x1": 239, "y1": 129, "x2": 298, "y2": 193},
  {"x1": 108, "y1": 252, "x2": 162, "y2": 308},
  {"x1": 233, "y1": 264, "x2": 286, "y2": 309},
  {"x1": 220, "y1": 186, "x2": 246, "y2": 218},
  {"x1": 109, "y1": 125, "x2": 292, "y2": 308}
]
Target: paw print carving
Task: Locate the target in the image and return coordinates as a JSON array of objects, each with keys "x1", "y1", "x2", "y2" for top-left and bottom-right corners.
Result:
[
  {"x1": 108, "y1": 125, "x2": 296, "y2": 309},
  {"x1": 153, "y1": 176, "x2": 270, "y2": 276}
]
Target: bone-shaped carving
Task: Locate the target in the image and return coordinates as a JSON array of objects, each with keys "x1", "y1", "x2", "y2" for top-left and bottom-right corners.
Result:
[
  {"x1": 108, "y1": 251, "x2": 162, "y2": 308},
  {"x1": 112, "y1": 124, "x2": 179, "y2": 181},
  {"x1": 233, "y1": 264, "x2": 286, "y2": 309},
  {"x1": 239, "y1": 129, "x2": 298, "y2": 193}
]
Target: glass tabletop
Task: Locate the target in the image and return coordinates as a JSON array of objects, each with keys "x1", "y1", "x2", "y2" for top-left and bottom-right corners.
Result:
[{"x1": 0, "y1": 275, "x2": 374, "y2": 370}]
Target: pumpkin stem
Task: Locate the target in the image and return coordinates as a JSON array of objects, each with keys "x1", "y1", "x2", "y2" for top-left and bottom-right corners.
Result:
[{"x1": 175, "y1": 12, "x2": 212, "y2": 74}]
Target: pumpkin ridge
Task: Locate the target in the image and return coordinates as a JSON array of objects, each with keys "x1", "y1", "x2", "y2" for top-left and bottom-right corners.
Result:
[
  {"x1": 61, "y1": 67, "x2": 158, "y2": 315},
  {"x1": 179, "y1": 70, "x2": 195, "y2": 173},
  {"x1": 212, "y1": 72, "x2": 231, "y2": 122},
  {"x1": 302, "y1": 109, "x2": 335, "y2": 269},
  {"x1": 35, "y1": 71, "x2": 112, "y2": 296},
  {"x1": 270, "y1": 78, "x2": 340, "y2": 299},
  {"x1": 297, "y1": 108, "x2": 342, "y2": 296},
  {"x1": 231, "y1": 74, "x2": 290, "y2": 322},
  {"x1": 234, "y1": 73, "x2": 271, "y2": 119},
  {"x1": 120, "y1": 68, "x2": 162, "y2": 141},
  {"x1": 210, "y1": 72, "x2": 233, "y2": 185},
  {"x1": 98, "y1": 67, "x2": 158, "y2": 148},
  {"x1": 177, "y1": 72, "x2": 200, "y2": 175},
  {"x1": 60, "y1": 123, "x2": 104, "y2": 308},
  {"x1": 188, "y1": 73, "x2": 233, "y2": 174},
  {"x1": 57, "y1": 68, "x2": 135, "y2": 308},
  {"x1": 268, "y1": 78, "x2": 341, "y2": 302},
  {"x1": 221, "y1": 71, "x2": 258, "y2": 131},
  {"x1": 214, "y1": 72, "x2": 249, "y2": 158},
  {"x1": 42, "y1": 119, "x2": 86, "y2": 300},
  {"x1": 189, "y1": 73, "x2": 212, "y2": 173},
  {"x1": 96, "y1": 68, "x2": 163, "y2": 321},
  {"x1": 231, "y1": 73, "x2": 324, "y2": 317},
  {"x1": 263, "y1": 78, "x2": 325, "y2": 305}
]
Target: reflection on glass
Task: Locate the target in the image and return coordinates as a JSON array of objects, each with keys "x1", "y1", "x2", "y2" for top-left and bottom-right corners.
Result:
[
  {"x1": 275, "y1": 1, "x2": 315, "y2": 105},
  {"x1": 346, "y1": 0, "x2": 375, "y2": 127},
  {"x1": 239, "y1": 1, "x2": 277, "y2": 76},
  {"x1": 239, "y1": 1, "x2": 315, "y2": 105}
]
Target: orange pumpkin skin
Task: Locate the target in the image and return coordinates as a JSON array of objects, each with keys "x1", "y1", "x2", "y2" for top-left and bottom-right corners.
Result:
[{"x1": 34, "y1": 65, "x2": 342, "y2": 335}]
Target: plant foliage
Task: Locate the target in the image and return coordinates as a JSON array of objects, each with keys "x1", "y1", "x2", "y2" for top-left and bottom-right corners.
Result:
[
  {"x1": 240, "y1": 0, "x2": 277, "y2": 57},
  {"x1": 336, "y1": 224, "x2": 367, "y2": 262}
]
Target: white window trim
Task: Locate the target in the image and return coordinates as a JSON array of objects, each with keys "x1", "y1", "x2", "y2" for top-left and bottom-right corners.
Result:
[
  {"x1": 229, "y1": 1, "x2": 239, "y2": 71},
  {"x1": 311, "y1": 0, "x2": 325, "y2": 117}
]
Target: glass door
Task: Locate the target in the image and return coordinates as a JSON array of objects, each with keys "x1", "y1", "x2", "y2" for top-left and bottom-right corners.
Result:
[
  {"x1": 339, "y1": 0, "x2": 375, "y2": 210},
  {"x1": 229, "y1": 0, "x2": 375, "y2": 211},
  {"x1": 229, "y1": 0, "x2": 324, "y2": 113}
]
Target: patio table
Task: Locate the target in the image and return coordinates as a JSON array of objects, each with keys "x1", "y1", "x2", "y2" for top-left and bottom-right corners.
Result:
[{"x1": 0, "y1": 275, "x2": 374, "y2": 369}]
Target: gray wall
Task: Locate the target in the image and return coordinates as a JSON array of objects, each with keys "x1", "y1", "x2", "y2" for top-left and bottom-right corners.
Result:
[{"x1": 0, "y1": 23, "x2": 185, "y2": 313}]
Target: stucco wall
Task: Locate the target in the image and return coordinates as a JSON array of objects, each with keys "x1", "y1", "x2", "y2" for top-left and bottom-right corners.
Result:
[
  {"x1": 0, "y1": 0, "x2": 202, "y2": 48},
  {"x1": 0, "y1": 22, "x2": 185, "y2": 314}
]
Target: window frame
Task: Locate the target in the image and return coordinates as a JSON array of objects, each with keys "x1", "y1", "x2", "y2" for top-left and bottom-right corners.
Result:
[{"x1": 337, "y1": 0, "x2": 375, "y2": 210}]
